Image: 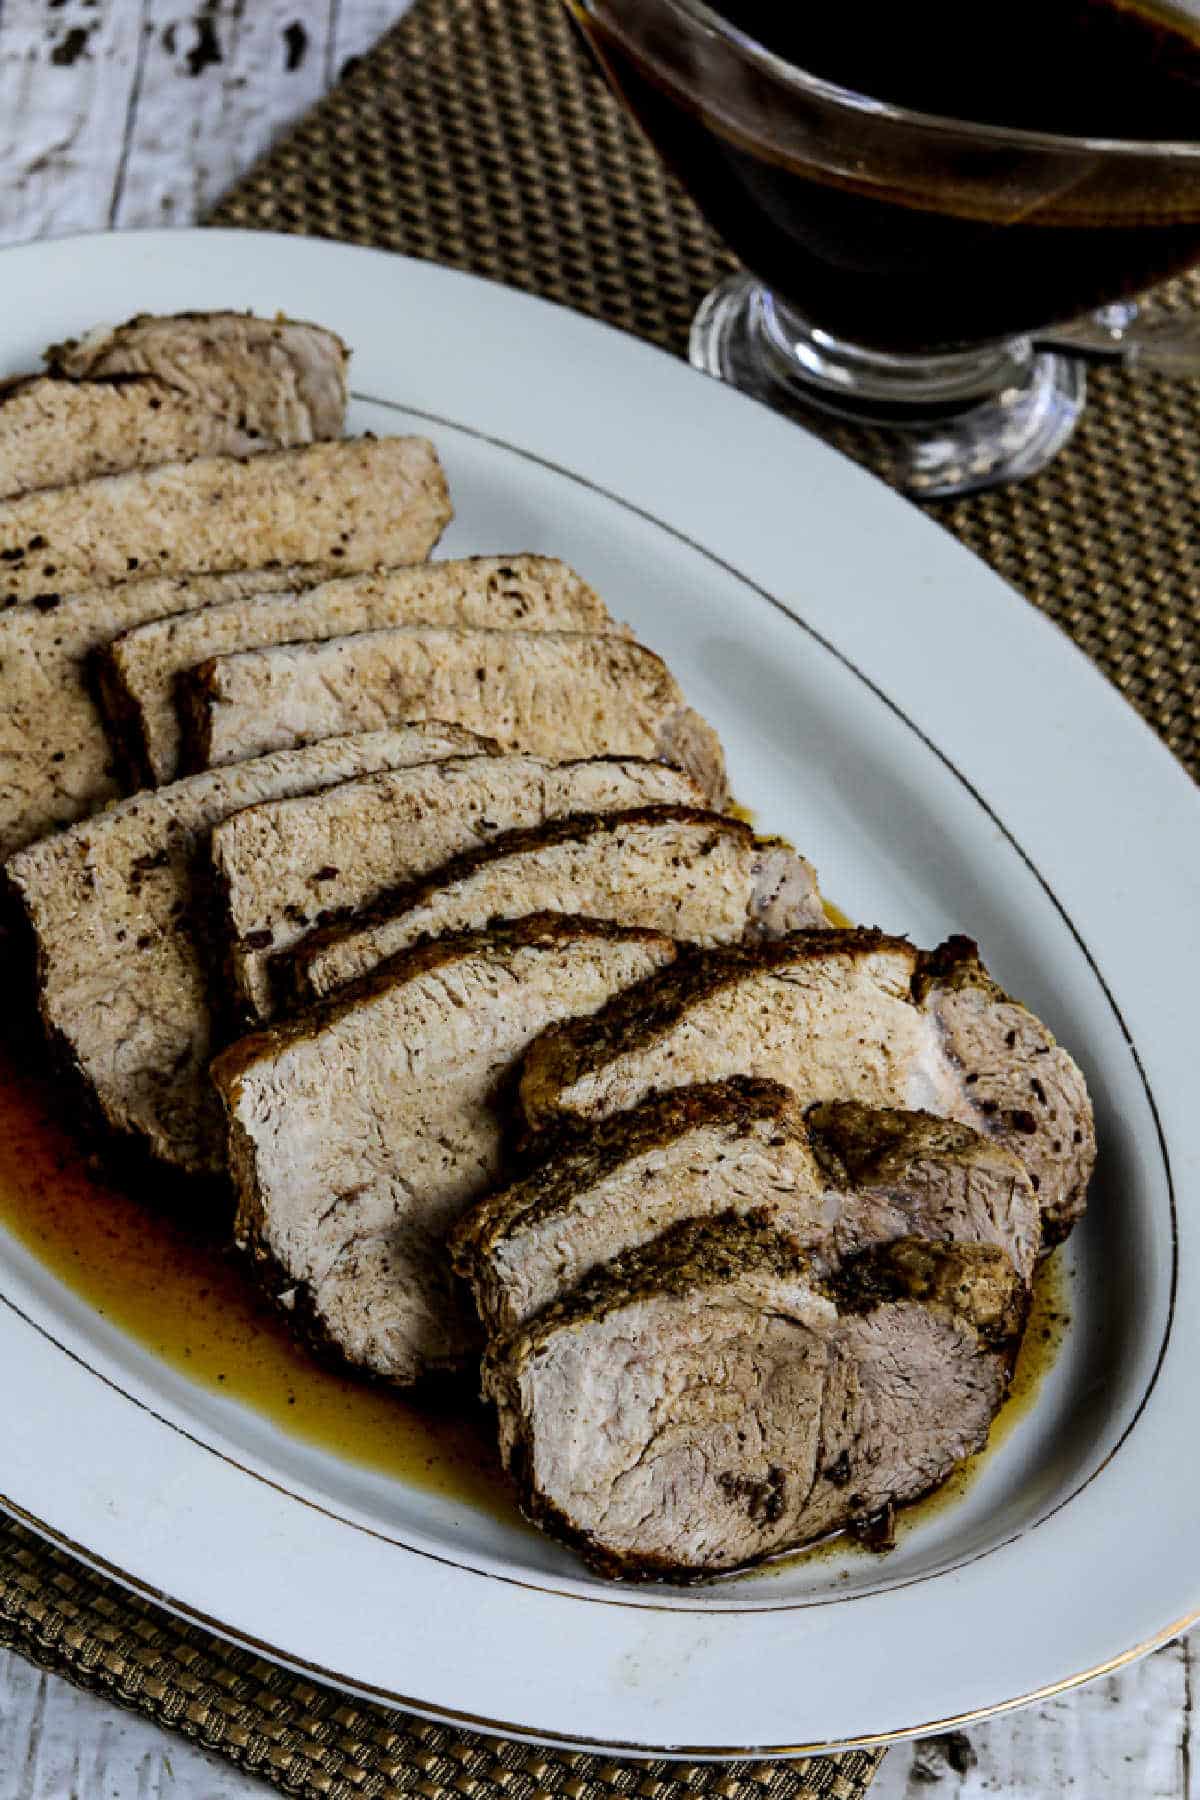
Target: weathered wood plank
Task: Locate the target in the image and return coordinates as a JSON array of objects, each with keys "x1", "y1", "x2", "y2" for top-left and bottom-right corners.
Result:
[
  {"x1": 108, "y1": 0, "x2": 338, "y2": 230},
  {"x1": 0, "y1": 0, "x2": 144, "y2": 245},
  {"x1": 0, "y1": 1, "x2": 413, "y2": 247},
  {"x1": 871, "y1": 1637, "x2": 1196, "y2": 1799},
  {"x1": 334, "y1": 1, "x2": 412, "y2": 72},
  {"x1": 1, "y1": 1637, "x2": 1192, "y2": 1799}
]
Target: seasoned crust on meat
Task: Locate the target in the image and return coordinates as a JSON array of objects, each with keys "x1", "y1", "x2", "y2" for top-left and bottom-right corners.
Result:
[
  {"x1": 0, "y1": 312, "x2": 347, "y2": 501},
  {"x1": 0, "y1": 378, "x2": 294, "y2": 503},
  {"x1": 0, "y1": 567, "x2": 300, "y2": 859},
  {"x1": 914, "y1": 936, "x2": 1095, "y2": 1247},
  {"x1": 3, "y1": 725, "x2": 485, "y2": 1182},
  {"x1": 284, "y1": 806, "x2": 825, "y2": 1005},
  {"x1": 97, "y1": 555, "x2": 619, "y2": 786},
  {"x1": 209, "y1": 756, "x2": 706, "y2": 1024},
  {"x1": 517, "y1": 929, "x2": 1094, "y2": 1247},
  {"x1": 518, "y1": 931, "x2": 928, "y2": 1125},
  {"x1": 45, "y1": 310, "x2": 349, "y2": 444},
  {"x1": 452, "y1": 1079, "x2": 1040, "y2": 1334},
  {"x1": 454, "y1": 1079, "x2": 825, "y2": 1332},
  {"x1": 806, "y1": 1100, "x2": 1042, "y2": 1283}
]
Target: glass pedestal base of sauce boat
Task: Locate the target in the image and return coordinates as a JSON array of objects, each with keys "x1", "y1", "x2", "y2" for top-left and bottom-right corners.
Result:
[{"x1": 690, "y1": 273, "x2": 1087, "y2": 500}]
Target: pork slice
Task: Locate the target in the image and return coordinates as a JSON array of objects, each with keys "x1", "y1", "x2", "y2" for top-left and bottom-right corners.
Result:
[
  {"x1": 0, "y1": 379, "x2": 288, "y2": 504},
  {"x1": 178, "y1": 626, "x2": 727, "y2": 804},
  {"x1": 455, "y1": 1078, "x2": 827, "y2": 1333},
  {"x1": 287, "y1": 807, "x2": 825, "y2": 1006},
  {"x1": 210, "y1": 755, "x2": 706, "y2": 1025},
  {"x1": 0, "y1": 568, "x2": 299, "y2": 860},
  {"x1": 519, "y1": 932, "x2": 942, "y2": 1126},
  {"x1": 0, "y1": 313, "x2": 347, "y2": 502},
  {"x1": 98, "y1": 555, "x2": 618, "y2": 787},
  {"x1": 517, "y1": 929, "x2": 1095, "y2": 1248},
  {"x1": 211, "y1": 915, "x2": 679, "y2": 1384},
  {"x1": 453, "y1": 1079, "x2": 1041, "y2": 1333},
  {"x1": 915, "y1": 937, "x2": 1097, "y2": 1247},
  {"x1": 3, "y1": 725, "x2": 486, "y2": 1182},
  {"x1": 808, "y1": 1100, "x2": 1042, "y2": 1282},
  {"x1": 0, "y1": 437, "x2": 450, "y2": 606},
  {"x1": 482, "y1": 1217, "x2": 1025, "y2": 1580},
  {"x1": 45, "y1": 311, "x2": 348, "y2": 444}
]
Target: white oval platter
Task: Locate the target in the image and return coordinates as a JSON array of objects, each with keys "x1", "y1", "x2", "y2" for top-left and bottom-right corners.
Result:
[{"x1": 0, "y1": 229, "x2": 1196, "y2": 1758}]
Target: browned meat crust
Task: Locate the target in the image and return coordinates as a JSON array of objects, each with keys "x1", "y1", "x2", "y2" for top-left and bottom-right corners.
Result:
[
  {"x1": 4, "y1": 726, "x2": 482, "y2": 1182},
  {"x1": 177, "y1": 626, "x2": 727, "y2": 805},
  {"x1": 0, "y1": 567, "x2": 301, "y2": 859},
  {"x1": 208, "y1": 755, "x2": 705, "y2": 1025},
  {"x1": 45, "y1": 310, "x2": 349, "y2": 443},
  {"x1": 452, "y1": 1077, "x2": 1040, "y2": 1333},
  {"x1": 282, "y1": 806, "x2": 825, "y2": 1006},
  {"x1": 0, "y1": 311, "x2": 347, "y2": 500},
  {"x1": 517, "y1": 929, "x2": 1094, "y2": 1247}
]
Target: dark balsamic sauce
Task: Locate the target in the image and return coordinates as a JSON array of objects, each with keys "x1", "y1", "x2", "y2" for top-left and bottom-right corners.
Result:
[{"x1": 583, "y1": 0, "x2": 1200, "y2": 351}]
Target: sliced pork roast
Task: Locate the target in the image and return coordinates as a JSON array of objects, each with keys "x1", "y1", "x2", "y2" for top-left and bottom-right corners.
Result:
[
  {"x1": 452, "y1": 1078, "x2": 1041, "y2": 1333},
  {"x1": 177, "y1": 626, "x2": 727, "y2": 803},
  {"x1": 519, "y1": 929, "x2": 1094, "y2": 1247},
  {"x1": 209, "y1": 756, "x2": 706, "y2": 1025},
  {"x1": 0, "y1": 377, "x2": 302, "y2": 504},
  {"x1": 0, "y1": 437, "x2": 450, "y2": 606},
  {"x1": 98, "y1": 556, "x2": 619, "y2": 787},
  {"x1": 3, "y1": 725, "x2": 486, "y2": 1181},
  {"x1": 285, "y1": 807, "x2": 825, "y2": 1006},
  {"x1": 0, "y1": 313, "x2": 347, "y2": 500},
  {"x1": 45, "y1": 311, "x2": 348, "y2": 446},
  {"x1": 0, "y1": 568, "x2": 300, "y2": 860},
  {"x1": 211, "y1": 916, "x2": 679, "y2": 1385},
  {"x1": 481, "y1": 1216, "x2": 1026, "y2": 1580}
]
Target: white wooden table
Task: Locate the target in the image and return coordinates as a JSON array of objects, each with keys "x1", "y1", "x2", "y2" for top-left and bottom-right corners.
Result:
[{"x1": 0, "y1": 3, "x2": 1193, "y2": 1793}]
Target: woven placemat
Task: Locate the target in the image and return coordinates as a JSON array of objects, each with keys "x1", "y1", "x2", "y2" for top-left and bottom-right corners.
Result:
[
  {"x1": 4, "y1": 0, "x2": 1198, "y2": 1790},
  {"x1": 0, "y1": 1504, "x2": 881, "y2": 1795}
]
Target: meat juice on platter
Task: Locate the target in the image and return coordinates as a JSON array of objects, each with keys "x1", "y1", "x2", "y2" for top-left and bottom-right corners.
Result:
[
  {"x1": 580, "y1": 0, "x2": 1200, "y2": 352},
  {"x1": 0, "y1": 1016, "x2": 1068, "y2": 1576},
  {"x1": 0, "y1": 1024, "x2": 504, "y2": 1516}
]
